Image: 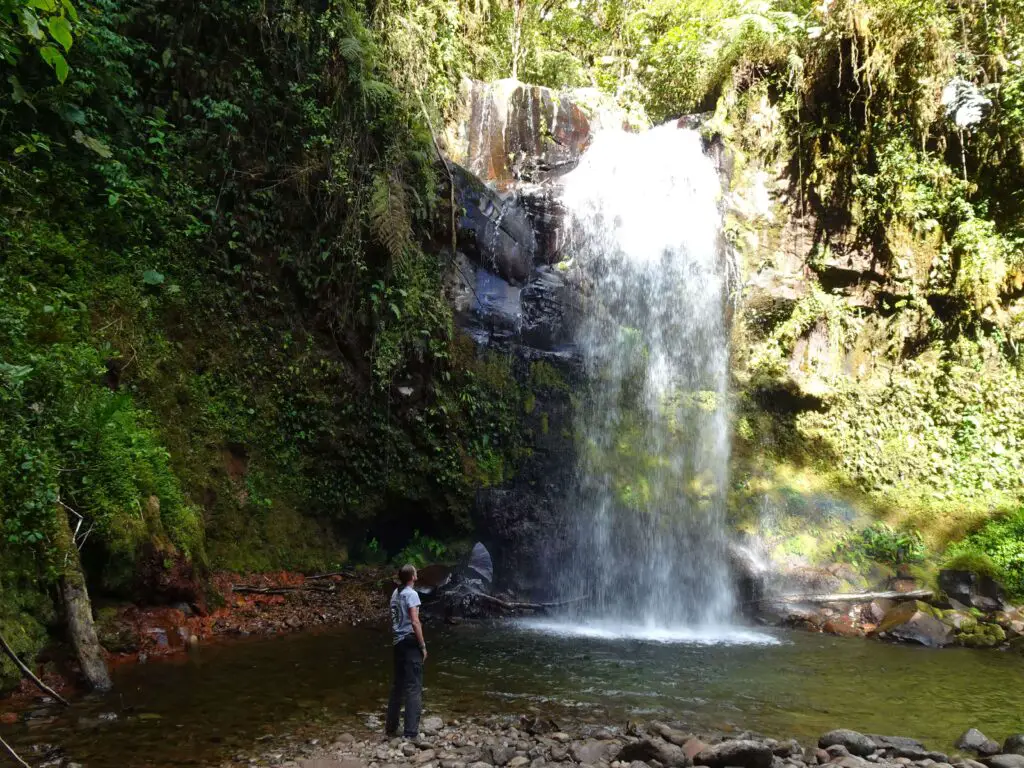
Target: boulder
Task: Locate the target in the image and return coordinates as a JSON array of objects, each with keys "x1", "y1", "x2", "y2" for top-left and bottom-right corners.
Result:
[
  {"x1": 818, "y1": 731, "x2": 876, "y2": 758},
  {"x1": 983, "y1": 757, "x2": 1024, "y2": 768},
  {"x1": 617, "y1": 739, "x2": 692, "y2": 768},
  {"x1": 955, "y1": 731, "x2": 1001, "y2": 758},
  {"x1": 938, "y1": 570, "x2": 1007, "y2": 612},
  {"x1": 1005, "y1": 737, "x2": 1024, "y2": 757},
  {"x1": 876, "y1": 602, "x2": 953, "y2": 648},
  {"x1": 694, "y1": 740, "x2": 774, "y2": 768}
]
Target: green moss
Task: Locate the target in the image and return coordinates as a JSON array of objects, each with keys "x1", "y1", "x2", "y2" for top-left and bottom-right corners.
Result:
[
  {"x1": 956, "y1": 622, "x2": 1007, "y2": 648},
  {"x1": 529, "y1": 361, "x2": 570, "y2": 392},
  {"x1": 0, "y1": 579, "x2": 53, "y2": 692}
]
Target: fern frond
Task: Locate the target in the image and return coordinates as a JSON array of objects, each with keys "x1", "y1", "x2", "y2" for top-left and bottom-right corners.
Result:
[
  {"x1": 361, "y1": 79, "x2": 399, "y2": 105},
  {"x1": 338, "y1": 37, "x2": 363, "y2": 64},
  {"x1": 369, "y1": 172, "x2": 412, "y2": 271}
]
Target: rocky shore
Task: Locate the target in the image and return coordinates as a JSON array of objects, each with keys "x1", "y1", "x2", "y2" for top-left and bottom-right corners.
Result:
[{"x1": 215, "y1": 715, "x2": 1024, "y2": 768}]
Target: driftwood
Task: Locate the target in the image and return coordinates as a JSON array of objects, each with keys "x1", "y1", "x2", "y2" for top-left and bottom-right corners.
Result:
[
  {"x1": 0, "y1": 629, "x2": 70, "y2": 707},
  {"x1": 473, "y1": 593, "x2": 591, "y2": 612},
  {"x1": 305, "y1": 571, "x2": 350, "y2": 581},
  {"x1": 762, "y1": 589, "x2": 934, "y2": 605},
  {"x1": 231, "y1": 584, "x2": 337, "y2": 595},
  {"x1": 0, "y1": 735, "x2": 31, "y2": 768}
]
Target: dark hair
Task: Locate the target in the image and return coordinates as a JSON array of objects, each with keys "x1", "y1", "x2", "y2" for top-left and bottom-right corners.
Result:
[{"x1": 398, "y1": 563, "x2": 417, "y2": 585}]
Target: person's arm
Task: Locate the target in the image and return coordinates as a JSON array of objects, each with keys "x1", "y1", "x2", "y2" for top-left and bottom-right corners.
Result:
[{"x1": 409, "y1": 605, "x2": 427, "y2": 661}]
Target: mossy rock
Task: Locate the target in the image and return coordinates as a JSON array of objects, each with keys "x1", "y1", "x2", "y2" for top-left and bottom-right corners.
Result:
[{"x1": 956, "y1": 622, "x2": 1007, "y2": 648}]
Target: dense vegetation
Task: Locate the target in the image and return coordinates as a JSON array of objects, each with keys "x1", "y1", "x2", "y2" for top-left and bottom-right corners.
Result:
[{"x1": 2, "y1": 0, "x2": 1023, "y2": 687}]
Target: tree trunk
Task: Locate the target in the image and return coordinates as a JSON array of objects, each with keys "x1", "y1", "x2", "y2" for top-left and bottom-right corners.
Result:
[
  {"x1": 511, "y1": 0, "x2": 523, "y2": 80},
  {"x1": 55, "y1": 510, "x2": 112, "y2": 691}
]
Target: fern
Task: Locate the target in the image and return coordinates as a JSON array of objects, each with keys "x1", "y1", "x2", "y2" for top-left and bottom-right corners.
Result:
[
  {"x1": 338, "y1": 36, "x2": 363, "y2": 64},
  {"x1": 369, "y1": 172, "x2": 412, "y2": 270}
]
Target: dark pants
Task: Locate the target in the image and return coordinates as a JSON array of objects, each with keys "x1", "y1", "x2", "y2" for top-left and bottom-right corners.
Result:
[{"x1": 385, "y1": 636, "x2": 423, "y2": 738}]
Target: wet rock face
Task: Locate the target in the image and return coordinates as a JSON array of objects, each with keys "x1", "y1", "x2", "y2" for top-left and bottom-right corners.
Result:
[
  {"x1": 448, "y1": 78, "x2": 593, "y2": 186},
  {"x1": 444, "y1": 82, "x2": 599, "y2": 597}
]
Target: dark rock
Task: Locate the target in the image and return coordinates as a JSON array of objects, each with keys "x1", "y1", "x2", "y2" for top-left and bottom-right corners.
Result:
[
  {"x1": 695, "y1": 740, "x2": 774, "y2": 768},
  {"x1": 983, "y1": 757, "x2": 1024, "y2": 768},
  {"x1": 826, "y1": 746, "x2": 852, "y2": 759},
  {"x1": 1005, "y1": 737, "x2": 1024, "y2": 757},
  {"x1": 452, "y1": 163, "x2": 536, "y2": 285},
  {"x1": 876, "y1": 602, "x2": 953, "y2": 648},
  {"x1": 939, "y1": 570, "x2": 1007, "y2": 612},
  {"x1": 819, "y1": 731, "x2": 876, "y2": 758},
  {"x1": 956, "y1": 730, "x2": 1000, "y2": 757}
]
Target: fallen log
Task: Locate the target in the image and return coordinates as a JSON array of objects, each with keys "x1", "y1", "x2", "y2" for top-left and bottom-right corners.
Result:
[
  {"x1": 0, "y1": 630, "x2": 70, "y2": 707},
  {"x1": 762, "y1": 589, "x2": 934, "y2": 604},
  {"x1": 473, "y1": 593, "x2": 590, "y2": 612},
  {"x1": 231, "y1": 584, "x2": 337, "y2": 595},
  {"x1": 305, "y1": 571, "x2": 350, "y2": 580}
]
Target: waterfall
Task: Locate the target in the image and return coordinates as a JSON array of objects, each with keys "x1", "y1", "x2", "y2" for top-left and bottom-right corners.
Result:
[{"x1": 555, "y1": 123, "x2": 736, "y2": 632}]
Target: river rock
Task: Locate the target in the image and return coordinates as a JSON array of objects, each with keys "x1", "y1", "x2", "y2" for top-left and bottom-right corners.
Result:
[
  {"x1": 955, "y1": 730, "x2": 1000, "y2": 757},
  {"x1": 414, "y1": 751, "x2": 438, "y2": 766},
  {"x1": 423, "y1": 718, "x2": 446, "y2": 736},
  {"x1": 489, "y1": 747, "x2": 514, "y2": 766},
  {"x1": 650, "y1": 723, "x2": 694, "y2": 747},
  {"x1": 826, "y1": 746, "x2": 851, "y2": 759},
  {"x1": 573, "y1": 740, "x2": 620, "y2": 765},
  {"x1": 819, "y1": 731, "x2": 876, "y2": 758},
  {"x1": 684, "y1": 740, "x2": 710, "y2": 761},
  {"x1": 983, "y1": 757, "x2": 1024, "y2": 768},
  {"x1": 1005, "y1": 738, "x2": 1024, "y2": 757},
  {"x1": 876, "y1": 602, "x2": 953, "y2": 648},
  {"x1": 618, "y1": 738, "x2": 692, "y2": 768},
  {"x1": 695, "y1": 740, "x2": 773, "y2": 768},
  {"x1": 508, "y1": 757, "x2": 530, "y2": 768}
]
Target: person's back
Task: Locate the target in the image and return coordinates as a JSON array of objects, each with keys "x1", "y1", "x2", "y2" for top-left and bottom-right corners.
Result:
[{"x1": 386, "y1": 564, "x2": 427, "y2": 738}]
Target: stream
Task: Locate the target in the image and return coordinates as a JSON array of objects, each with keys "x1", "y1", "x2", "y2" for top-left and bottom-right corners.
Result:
[{"x1": 4, "y1": 621, "x2": 1024, "y2": 767}]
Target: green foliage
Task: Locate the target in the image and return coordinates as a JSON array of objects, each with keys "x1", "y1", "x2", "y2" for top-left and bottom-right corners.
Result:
[
  {"x1": 833, "y1": 523, "x2": 926, "y2": 567},
  {"x1": 945, "y1": 509, "x2": 1024, "y2": 597},
  {"x1": 394, "y1": 529, "x2": 449, "y2": 567}
]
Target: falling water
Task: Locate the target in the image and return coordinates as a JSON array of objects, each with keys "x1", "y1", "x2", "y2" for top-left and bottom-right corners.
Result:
[{"x1": 553, "y1": 123, "x2": 737, "y2": 635}]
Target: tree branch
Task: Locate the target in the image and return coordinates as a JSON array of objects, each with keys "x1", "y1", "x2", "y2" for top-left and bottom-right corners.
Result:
[
  {"x1": 0, "y1": 735, "x2": 31, "y2": 768},
  {"x1": 0, "y1": 630, "x2": 70, "y2": 707}
]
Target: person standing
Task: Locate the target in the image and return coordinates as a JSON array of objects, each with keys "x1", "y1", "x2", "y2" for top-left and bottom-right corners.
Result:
[{"x1": 386, "y1": 564, "x2": 428, "y2": 738}]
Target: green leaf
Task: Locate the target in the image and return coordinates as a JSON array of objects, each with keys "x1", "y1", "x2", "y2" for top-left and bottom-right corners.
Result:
[
  {"x1": 22, "y1": 9, "x2": 44, "y2": 41},
  {"x1": 7, "y1": 76, "x2": 35, "y2": 111},
  {"x1": 72, "y1": 129, "x2": 112, "y2": 158},
  {"x1": 61, "y1": 0, "x2": 79, "y2": 22},
  {"x1": 142, "y1": 270, "x2": 166, "y2": 286},
  {"x1": 39, "y1": 45, "x2": 69, "y2": 83},
  {"x1": 48, "y1": 15, "x2": 73, "y2": 52}
]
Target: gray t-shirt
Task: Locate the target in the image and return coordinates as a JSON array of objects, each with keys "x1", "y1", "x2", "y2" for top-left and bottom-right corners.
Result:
[{"x1": 390, "y1": 585, "x2": 421, "y2": 644}]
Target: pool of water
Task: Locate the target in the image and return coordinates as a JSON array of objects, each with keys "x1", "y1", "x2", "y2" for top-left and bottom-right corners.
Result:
[{"x1": 4, "y1": 620, "x2": 1024, "y2": 767}]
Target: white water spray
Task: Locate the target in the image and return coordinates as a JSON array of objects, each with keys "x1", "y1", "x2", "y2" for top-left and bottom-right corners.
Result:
[{"x1": 551, "y1": 123, "x2": 739, "y2": 636}]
